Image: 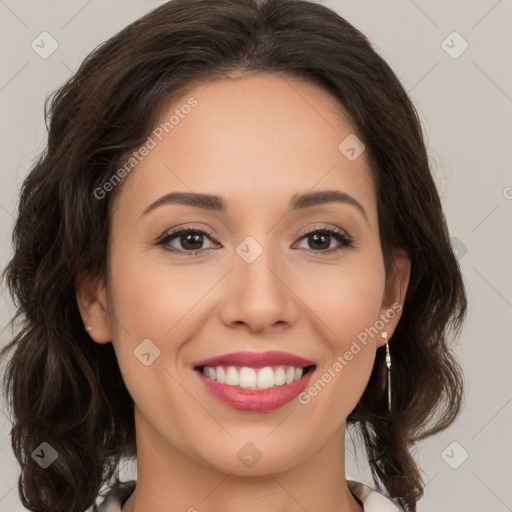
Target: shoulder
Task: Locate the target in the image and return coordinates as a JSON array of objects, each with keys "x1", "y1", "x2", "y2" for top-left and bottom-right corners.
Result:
[
  {"x1": 347, "y1": 480, "x2": 401, "y2": 511},
  {"x1": 84, "y1": 480, "x2": 136, "y2": 512}
]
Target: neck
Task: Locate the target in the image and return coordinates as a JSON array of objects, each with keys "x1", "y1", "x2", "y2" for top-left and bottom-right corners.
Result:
[{"x1": 122, "y1": 408, "x2": 363, "y2": 512}]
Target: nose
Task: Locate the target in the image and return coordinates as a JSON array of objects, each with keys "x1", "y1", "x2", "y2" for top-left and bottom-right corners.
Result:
[{"x1": 218, "y1": 242, "x2": 299, "y2": 335}]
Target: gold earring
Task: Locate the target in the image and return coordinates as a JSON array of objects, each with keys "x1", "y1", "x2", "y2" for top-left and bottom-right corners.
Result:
[
  {"x1": 85, "y1": 325, "x2": 92, "y2": 332},
  {"x1": 381, "y1": 331, "x2": 391, "y2": 413}
]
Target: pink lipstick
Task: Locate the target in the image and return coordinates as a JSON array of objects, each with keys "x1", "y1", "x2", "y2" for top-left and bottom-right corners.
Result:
[{"x1": 193, "y1": 351, "x2": 316, "y2": 412}]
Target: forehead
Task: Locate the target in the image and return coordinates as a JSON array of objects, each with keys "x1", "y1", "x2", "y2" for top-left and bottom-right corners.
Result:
[{"x1": 114, "y1": 73, "x2": 376, "y2": 221}]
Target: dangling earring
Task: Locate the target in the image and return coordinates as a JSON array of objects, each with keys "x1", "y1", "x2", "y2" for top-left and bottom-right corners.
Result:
[{"x1": 381, "y1": 331, "x2": 391, "y2": 413}]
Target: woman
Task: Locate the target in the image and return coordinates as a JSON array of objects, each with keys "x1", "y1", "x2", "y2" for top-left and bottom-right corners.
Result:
[{"x1": 0, "y1": 0, "x2": 467, "y2": 510}]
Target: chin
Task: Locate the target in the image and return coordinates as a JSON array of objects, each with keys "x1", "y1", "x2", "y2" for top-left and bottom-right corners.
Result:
[{"x1": 190, "y1": 436, "x2": 311, "y2": 477}]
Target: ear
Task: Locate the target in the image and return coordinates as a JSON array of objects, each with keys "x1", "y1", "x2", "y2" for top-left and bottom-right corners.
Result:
[
  {"x1": 75, "y1": 272, "x2": 112, "y2": 344},
  {"x1": 376, "y1": 249, "x2": 411, "y2": 347}
]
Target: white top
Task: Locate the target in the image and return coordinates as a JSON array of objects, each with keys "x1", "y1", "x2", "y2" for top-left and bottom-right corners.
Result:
[{"x1": 85, "y1": 479, "x2": 400, "y2": 511}]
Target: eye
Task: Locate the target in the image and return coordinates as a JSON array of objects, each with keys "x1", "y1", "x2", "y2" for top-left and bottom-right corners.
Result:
[
  {"x1": 156, "y1": 226, "x2": 219, "y2": 255},
  {"x1": 293, "y1": 226, "x2": 354, "y2": 253},
  {"x1": 156, "y1": 224, "x2": 354, "y2": 256}
]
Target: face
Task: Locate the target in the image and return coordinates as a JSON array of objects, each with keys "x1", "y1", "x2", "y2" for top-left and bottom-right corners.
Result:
[{"x1": 77, "y1": 73, "x2": 410, "y2": 476}]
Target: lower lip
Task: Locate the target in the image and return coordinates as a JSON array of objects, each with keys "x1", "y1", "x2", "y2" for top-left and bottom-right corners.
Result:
[{"x1": 196, "y1": 369, "x2": 315, "y2": 412}]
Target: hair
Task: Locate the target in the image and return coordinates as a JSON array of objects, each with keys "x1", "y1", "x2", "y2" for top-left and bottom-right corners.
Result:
[{"x1": 0, "y1": 0, "x2": 467, "y2": 510}]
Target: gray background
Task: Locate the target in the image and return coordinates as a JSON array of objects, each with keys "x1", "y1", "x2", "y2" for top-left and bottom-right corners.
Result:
[{"x1": 1, "y1": 1, "x2": 511, "y2": 510}]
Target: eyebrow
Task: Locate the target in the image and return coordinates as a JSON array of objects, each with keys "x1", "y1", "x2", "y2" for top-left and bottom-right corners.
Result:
[{"x1": 141, "y1": 189, "x2": 368, "y2": 223}]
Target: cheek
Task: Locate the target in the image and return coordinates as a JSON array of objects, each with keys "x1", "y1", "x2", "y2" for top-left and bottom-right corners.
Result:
[
  {"x1": 108, "y1": 242, "x2": 213, "y2": 340},
  {"x1": 293, "y1": 255, "x2": 385, "y2": 413},
  {"x1": 106, "y1": 246, "x2": 210, "y2": 438},
  {"x1": 296, "y1": 253, "x2": 385, "y2": 347},
  {"x1": 106, "y1": 239, "x2": 214, "y2": 388}
]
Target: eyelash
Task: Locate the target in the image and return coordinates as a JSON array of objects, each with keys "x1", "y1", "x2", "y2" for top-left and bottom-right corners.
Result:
[{"x1": 156, "y1": 224, "x2": 354, "y2": 256}]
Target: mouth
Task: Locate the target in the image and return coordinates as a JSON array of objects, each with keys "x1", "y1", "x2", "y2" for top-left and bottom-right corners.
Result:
[
  {"x1": 195, "y1": 364, "x2": 316, "y2": 390},
  {"x1": 192, "y1": 351, "x2": 317, "y2": 412}
]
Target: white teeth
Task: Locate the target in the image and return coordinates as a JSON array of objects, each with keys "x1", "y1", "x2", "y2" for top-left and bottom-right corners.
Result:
[
  {"x1": 216, "y1": 366, "x2": 226, "y2": 383},
  {"x1": 274, "y1": 366, "x2": 286, "y2": 386},
  {"x1": 239, "y1": 367, "x2": 257, "y2": 388},
  {"x1": 256, "y1": 366, "x2": 274, "y2": 389},
  {"x1": 225, "y1": 366, "x2": 239, "y2": 386},
  {"x1": 201, "y1": 364, "x2": 309, "y2": 389}
]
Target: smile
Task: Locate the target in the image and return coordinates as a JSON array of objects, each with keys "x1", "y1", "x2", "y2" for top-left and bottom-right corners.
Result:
[
  {"x1": 193, "y1": 351, "x2": 316, "y2": 412},
  {"x1": 199, "y1": 364, "x2": 313, "y2": 389}
]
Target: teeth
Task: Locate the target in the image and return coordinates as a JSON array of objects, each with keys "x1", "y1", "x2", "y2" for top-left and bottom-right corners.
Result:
[
  {"x1": 203, "y1": 367, "x2": 217, "y2": 380},
  {"x1": 202, "y1": 365, "x2": 308, "y2": 389},
  {"x1": 256, "y1": 367, "x2": 274, "y2": 389},
  {"x1": 216, "y1": 366, "x2": 225, "y2": 383},
  {"x1": 225, "y1": 366, "x2": 239, "y2": 386},
  {"x1": 239, "y1": 367, "x2": 257, "y2": 388},
  {"x1": 273, "y1": 366, "x2": 286, "y2": 386}
]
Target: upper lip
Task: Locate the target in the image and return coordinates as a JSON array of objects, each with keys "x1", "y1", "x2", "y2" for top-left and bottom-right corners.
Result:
[{"x1": 193, "y1": 350, "x2": 315, "y2": 369}]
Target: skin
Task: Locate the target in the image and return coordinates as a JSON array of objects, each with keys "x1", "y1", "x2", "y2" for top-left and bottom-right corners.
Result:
[{"x1": 76, "y1": 73, "x2": 410, "y2": 512}]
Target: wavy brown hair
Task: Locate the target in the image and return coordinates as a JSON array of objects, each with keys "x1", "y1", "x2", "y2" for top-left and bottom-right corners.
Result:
[{"x1": 1, "y1": 0, "x2": 467, "y2": 510}]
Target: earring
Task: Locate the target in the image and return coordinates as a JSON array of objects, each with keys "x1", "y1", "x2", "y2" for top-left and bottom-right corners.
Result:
[
  {"x1": 381, "y1": 331, "x2": 391, "y2": 413},
  {"x1": 85, "y1": 325, "x2": 92, "y2": 332}
]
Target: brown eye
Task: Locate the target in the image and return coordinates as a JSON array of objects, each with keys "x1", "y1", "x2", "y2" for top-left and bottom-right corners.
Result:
[
  {"x1": 157, "y1": 228, "x2": 218, "y2": 255},
  {"x1": 294, "y1": 228, "x2": 353, "y2": 253},
  {"x1": 156, "y1": 225, "x2": 353, "y2": 256}
]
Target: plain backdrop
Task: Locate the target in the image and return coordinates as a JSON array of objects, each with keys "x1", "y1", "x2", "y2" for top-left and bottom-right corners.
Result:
[{"x1": 1, "y1": 1, "x2": 511, "y2": 511}]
